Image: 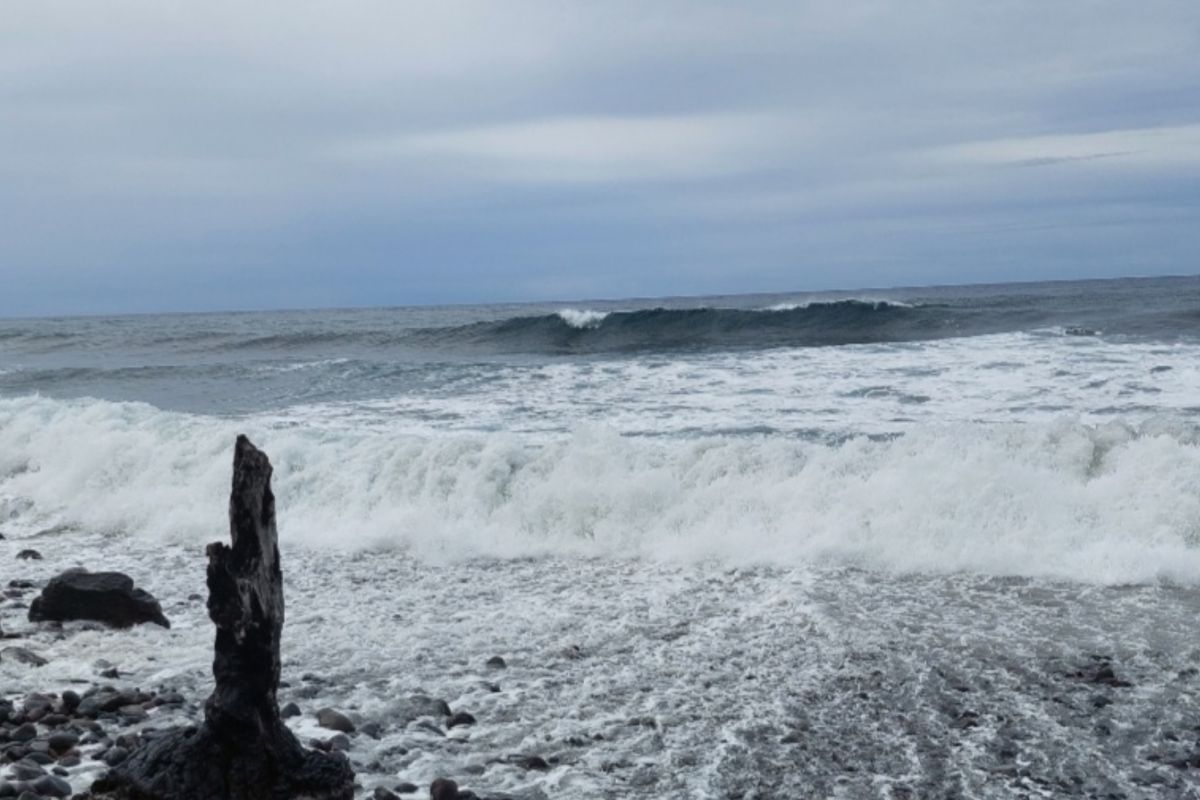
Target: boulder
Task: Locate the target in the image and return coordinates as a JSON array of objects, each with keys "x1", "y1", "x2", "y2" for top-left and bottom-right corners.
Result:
[{"x1": 28, "y1": 571, "x2": 169, "y2": 629}]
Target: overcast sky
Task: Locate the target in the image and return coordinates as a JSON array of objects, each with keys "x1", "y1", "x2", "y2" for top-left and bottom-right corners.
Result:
[{"x1": 2, "y1": 1, "x2": 1198, "y2": 315}]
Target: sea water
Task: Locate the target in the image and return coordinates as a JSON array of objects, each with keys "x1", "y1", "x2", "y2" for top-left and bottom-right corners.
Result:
[{"x1": 2, "y1": 276, "x2": 1200, "y2": 797}]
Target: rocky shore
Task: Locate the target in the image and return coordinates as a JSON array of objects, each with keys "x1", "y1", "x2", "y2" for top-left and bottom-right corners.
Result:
[
  {"x1": 5, "y1": 446, "x2": 1200, "y2": 797},
  {"x1": 2, "y1": 439, "x2": 548, "y2": 800}
]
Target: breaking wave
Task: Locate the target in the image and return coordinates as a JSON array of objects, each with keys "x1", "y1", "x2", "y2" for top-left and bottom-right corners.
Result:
[
  {"x1": 2, "y1": 395, "x2": 1198, "y2": 584},
  {"x1": 418, "y1": 300, "x2": 946, "y2": 354}
]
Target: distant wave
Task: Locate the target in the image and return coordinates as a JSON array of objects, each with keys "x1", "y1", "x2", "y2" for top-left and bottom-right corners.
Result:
[
  {"x1": 3, "y1": 395, "x2": 1199, "y2": 584},
  {"x1": 762, "y1": 298, "x2": 917, "y2": 312},
  {"x1": 2, "y1": 284, "x2": 1196, "y2": 360},
  {"x1": 409, "y1": 300, "x2": 946, "y2": 355}
]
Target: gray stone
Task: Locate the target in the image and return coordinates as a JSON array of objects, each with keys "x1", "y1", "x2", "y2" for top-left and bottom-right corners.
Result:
[
  {"x1": 102, "y1": 746, "x2": 129, "y2": 766},
  {"x1": 31, "y1": 774, "x2": 71, "y2": 797},
  {"x1": 7, "y1": 763, "x2": 45, "y2": 781},
  {"x1": 316, "y1": 708, "x2": 355, "y2": 734},
  {"x1": 0, "y1": 648, "x2": 46, "y2": 668},
  {"x1": 10, "y1": 724, "x2": 36, "y2": 743},
  {"x1": 45, "y1": 732, "x2": 77, "y2": 754}
]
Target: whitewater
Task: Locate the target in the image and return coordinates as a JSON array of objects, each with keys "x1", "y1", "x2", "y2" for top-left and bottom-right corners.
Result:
[{"x1": 3, "y1": 276, "x2": 1200, "y2": 797}]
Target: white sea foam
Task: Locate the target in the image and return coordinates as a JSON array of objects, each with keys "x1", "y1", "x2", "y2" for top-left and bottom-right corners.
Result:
[
  {"x1": 556, "y1": 308, "x2": 609, "y2": 328},
  {"x1": 2, "y1": 395, "x2": 1198, "y2": 584},
  {"x1": 255, "y1": 357, "x2": 351, "y2": 373}
]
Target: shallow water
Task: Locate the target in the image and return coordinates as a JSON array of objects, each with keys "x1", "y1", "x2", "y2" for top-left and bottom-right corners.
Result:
[{"x1": 5, "y1": 533, "x2": 1200, "y2": 798}]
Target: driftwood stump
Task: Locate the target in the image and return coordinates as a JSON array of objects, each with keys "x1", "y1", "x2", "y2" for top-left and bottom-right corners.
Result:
[{"x1": 98, "y1": 436, "x2": 353, "y2": 800}]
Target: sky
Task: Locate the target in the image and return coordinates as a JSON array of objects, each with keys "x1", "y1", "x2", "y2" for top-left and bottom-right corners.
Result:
[{"x1": 2, "y1": 1, "x2": 1198, "y2": 316}]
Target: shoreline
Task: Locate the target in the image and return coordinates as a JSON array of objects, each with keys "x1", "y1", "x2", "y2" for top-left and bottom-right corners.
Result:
[{"x1": 5, "y1": 532, "x2": 1200, "y2": 797}]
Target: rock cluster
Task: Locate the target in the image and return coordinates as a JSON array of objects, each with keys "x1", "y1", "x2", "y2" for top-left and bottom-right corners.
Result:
[{"x1": 1, "y1": 685, "x2": 189, "y2": 798}]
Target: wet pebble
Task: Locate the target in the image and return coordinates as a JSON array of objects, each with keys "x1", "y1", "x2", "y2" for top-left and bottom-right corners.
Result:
[
  {"x1": 316, "y1": 708, "x2": 355, "y2": 734},
  {"x1": 31, "y1": 774, "x2": 71, "y2": 797},
  {"x1": 46, "y1": 732, "x2": 77, "y2": 754},
  {"x1": 102, "y1": 746, "x2": 129, "y2": 766},
  {"x1": 429, "y1": 778, "x2": 458, "y2": 800},
  {"x1": 446, "y1": 711, "x2": 476, "y2": 728}
]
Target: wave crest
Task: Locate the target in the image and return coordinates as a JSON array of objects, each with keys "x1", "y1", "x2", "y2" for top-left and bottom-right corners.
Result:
[{"x1": 556, "y1": 309, "x2": 610, "y2": 329}]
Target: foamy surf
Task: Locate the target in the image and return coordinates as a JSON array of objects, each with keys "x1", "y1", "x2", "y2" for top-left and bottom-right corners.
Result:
[
  {"x1": 555, "y1": 308, "x2": 610, "y2": 329},
  {"x1": 2, "y1": 395, "x2": 1198, "y2": 584}
]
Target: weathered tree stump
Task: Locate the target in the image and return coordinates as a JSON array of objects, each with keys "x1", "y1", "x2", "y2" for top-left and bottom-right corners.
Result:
[{"x1": 98, "y1": 435, "x2": 354, "y2": 800}]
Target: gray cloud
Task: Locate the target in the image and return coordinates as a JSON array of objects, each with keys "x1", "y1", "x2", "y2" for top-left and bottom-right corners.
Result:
[{"x1": 1, "y1": 1, "x2": 1198, "y2": 314}]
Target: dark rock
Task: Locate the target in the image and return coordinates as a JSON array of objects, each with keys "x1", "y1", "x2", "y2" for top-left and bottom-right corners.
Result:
[
  {"x1": 117, "y1": 705, "x2": 147, "y2": 722},
  {"x1": 412, "y1": 720, "x2": 445, "y2": 737},
  {"x1": 316, "y1": 708, "x2": 355, "y2": 734},
  {"x1": 394, "y1": 783, "x2": 419, "y2": 794},
  {"x1": 280, "y1": 702, "x2": 301, "y2": 719},
  {"x1": 0, "y1": 648, "x2": 47, "y2": 668},
  {"x1": 28, "y1": 570, "x2": 169, "y2": 629},
  {"x1": 385, "y1": 695, "x2": 452, "y2": 725},
  {"x1": 429, "y1": 778, "x2": 458, "y2": 800},
  {"x1": 10, "y1": 724, "x2": 36, "y2": 743},
  {"x1": 446, "y1": 711, "x2": 476, "y2": 728},
  {"x1": 15, "y1": 550, "x2": 41, "y2": 561},
  {"x1": 45, "y1": 733, "x2": 76, "y2": 754},
  {"x1": 373, "y1": 788, "x2": 400, "y2": 800},
  {"x1": 105, "y1": 436, "x2": 353, "y2": 800},
  {"x1": 99, "y1": 667, "x2": 120, "y2": 680},
  {"x1": 31, "y1": 774, "x2": 70, "y2": 797},
  {"x1": 505, "y1": 753, "x2": 550, "y2": 771},
  {"x1": 485, "y1": 656, "x2": 507, "y2": 670},
  {"x1": 327, "y1": 734, "x2": 351, "y2": 752},
  {"x1": 7, "y1": 763, "x2": 45, "y2": 781},
  {"x1": 359, "y1": 721, "x2": 384, "y2": 739},
  {"x1": 1092, "y1": 665, "x2": 1132, "y2": 688},
  {"x1": 77, "y1": 689, "x2": 139, "y2": 719},
  {"x1": 102, "y1": 746, "x2": 129, "y2": 767},
  {"x1": 22, "y1": 694, "x2": 53, "y2": 719}
]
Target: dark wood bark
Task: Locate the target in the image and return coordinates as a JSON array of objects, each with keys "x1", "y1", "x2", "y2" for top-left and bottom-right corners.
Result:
[{"x1": 103, "y1": 435, "x2": 354, "y2": 800}]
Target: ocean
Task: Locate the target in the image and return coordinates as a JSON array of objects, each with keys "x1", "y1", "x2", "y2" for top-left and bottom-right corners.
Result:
[{"x1": 2, "y1": 275, "x2": 1200, "y2": 798}]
